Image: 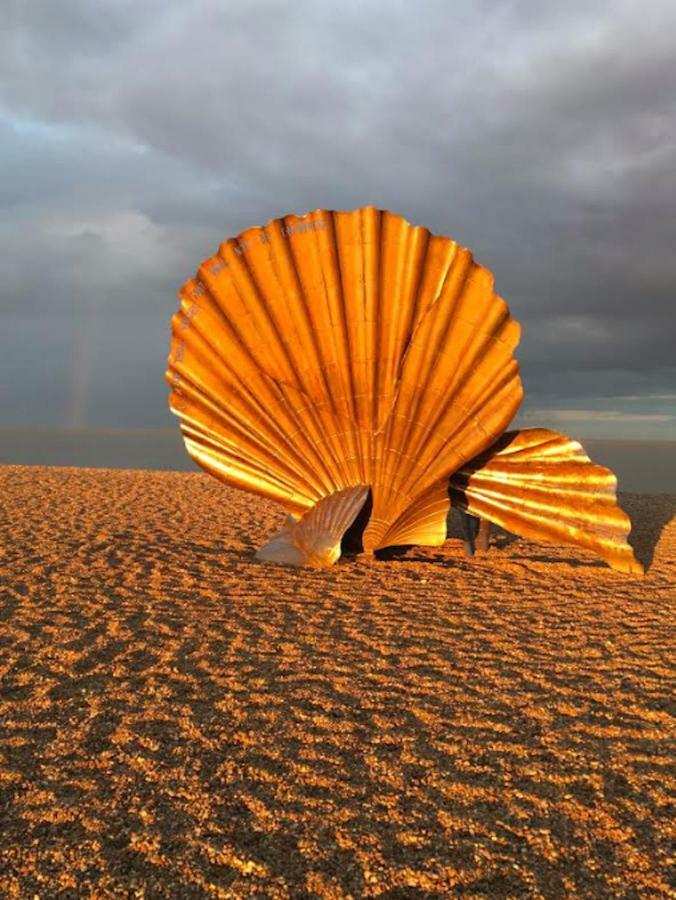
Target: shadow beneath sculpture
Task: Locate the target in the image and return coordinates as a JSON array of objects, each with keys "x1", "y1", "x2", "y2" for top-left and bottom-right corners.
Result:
[
  {"x1": 445, "y1": 506, "x2": 519, "y2": 552},
  {"x1": 341, "y1": 488, "x2": 373, "y2": 556},
  {"x1": 341, "y1": 487, "x2": 517, "y2": 562},
  {"x1": 373, "y1": 509, "x2": 519, "y2": 564},
  {"x1": 340, "y1": 490, "x2": 470, "y2": 561},
  {"x1": 620, "y1": 494, "x2": 675, "y2": 572}
]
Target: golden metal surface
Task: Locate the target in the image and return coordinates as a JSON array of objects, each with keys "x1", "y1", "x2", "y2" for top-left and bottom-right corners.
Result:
[
  {"x1": 167, "y1": 206, "x2": 641, "y2": 573},
  {"x1": 256, "y1": 485, "x2": 369, "y2": 568},
  {"x1": 449, "y1": 428, "x2": 644, "y2": 574}
]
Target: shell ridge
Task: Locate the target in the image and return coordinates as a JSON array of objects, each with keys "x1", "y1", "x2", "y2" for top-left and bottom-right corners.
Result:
[
  {"x1": 325, "y1": 211, "x2": 358, "y2": 419},
  {"x1": 477, "y1": 428, "x2": 589, "y2": 463},
  {"x1": 386, "y1": 326, "x2": 521, "y2": 499},
  {"x1": 368, "y1": 246, "x2": 475, "y2": 511},
  {"x1": 181, "y1": 275, "x2": 321, "y2": 472},
  {"x1": 437, "y1": 305, "x2": 514, "y2": 403},
  {"x1": 228, "y1": 235, "x2": 304, "y2": 387},
  {"x1": 218, "y1": 240, "x2": 296, "y2": 385},
  {"x1": 171, "y1": 298, "x2": 274, "y2": 409},
  {"x1": 175, "y1": 388, "x2": 291, "y2": 470},
  {"x1": 259, "y1": 217, "x2": 357, "y2": 487},
  {"x1": 171, "y1": 314, "x2": 341, "y2": 500},
  {"x1": 456, "y1": 493, "x2": 636, "y2": 571},
  {"x1": 431, "y1": 360, "x2": 523, "y2": 461},
  {"x1": 457, "y1": 479, "x2": 629, "y2": 527},
  {"x1": 177, "y1": 416, "x2": 321, "y2": 509},
  {"x1": 326, "y1": 212, "x2": 365, "y2": 485},
  {"x1": 251, "y1": 227, "x2": 310, "y2": 386},
  {"x1": 456, "y1": 469, "x2": 619, "y2": 498},
  {"x1": 374, "y1": 215, "x2": 417, "y2": 428},
  {"x1": 382, "y1": 249, "x2": 476, "y2": 461},
  {"x1": 279, "y1": 213, "x2": 364, "y2": 488},
  {"x1": 413, "y1": 402, "x2": 498, "y2": 479},
  {"x1": 335, "y1": 210, "x2": 373, "y2": 482},
  {"x1": 305, "y1": 212, "x2": 362, "y2": 485},
  {"x1": 369, "y1": 234, "x2": 458, "y2": 448},
  {"x1": 365, "y1": 371, "x2": 522, "y2": 551},
  {"x1": 363, "y1": 249, "x2": 504, "y2": 550},
  {"x1": 260, "y1": 373, "x2": 344, "y2": 495},
  {"x1": 415, "y1": 291, "x2": 514, "y2": 434},
  {"x1": 360, "y1": 208, "x2": 378, "y2": 477},
  {"x1": 170, "y1": 322, "x2": 337, "y2": 498},
  {"x1": 373, "y1": 219, "x2": 433, "y2": 437},
  {"x1": 314, "y1": 212, "x2": 365, "y2": 483},
  {"x1": 219, "y1": 224, "x2": 348, "y2": 491},
  {"x1": 169, "y1": 366, "x2": 294, "y2": 465},
  {"x1": 264, "y1": 219, "x2": 328, "y2": 388},
  {"x1": 182, "y1": 424, "x2": 298, "y2": 494},
  {"x1": 280, "y1": 214, "x2": 332, "y2": 392},
  {"x1": 175, "y1": 391, "x2": 324, "y2": 501},
  {"x1": 184, "y1": 433, "x2": 310, "y2": 511},
  {"x1": 407, "y1": 317, "x2": 521, "y2": 469}
]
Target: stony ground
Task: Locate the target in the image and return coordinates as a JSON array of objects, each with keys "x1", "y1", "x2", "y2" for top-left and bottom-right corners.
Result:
[{"x1": 0, "y1": 465, "x2": 674, "y2": 899}]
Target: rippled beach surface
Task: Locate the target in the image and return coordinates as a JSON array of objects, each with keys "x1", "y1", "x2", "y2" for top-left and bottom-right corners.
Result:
[{"x1": 0, "y1": 466, "x2": 673, "y2": 898}]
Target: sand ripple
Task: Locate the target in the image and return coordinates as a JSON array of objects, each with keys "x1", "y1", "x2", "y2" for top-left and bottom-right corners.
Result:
[{"x1": 0, "y1": 466, "x2": 674, "y2": 898}]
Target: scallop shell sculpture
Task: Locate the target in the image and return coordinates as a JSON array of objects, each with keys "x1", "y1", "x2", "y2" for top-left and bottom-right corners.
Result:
[{"x1": 167, "y1": 207, "x2": 643, "y2": 575}]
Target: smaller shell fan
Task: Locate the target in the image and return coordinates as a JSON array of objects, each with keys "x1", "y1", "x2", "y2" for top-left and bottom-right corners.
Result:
[
  {"x1": 256, "y1": 485, "x2": 369, "y2": 567},
  {"x1": 449, "y1": 428, "x2": 643, "y2": 574}
]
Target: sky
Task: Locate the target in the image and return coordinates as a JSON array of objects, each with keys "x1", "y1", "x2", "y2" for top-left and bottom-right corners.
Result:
[{"x1": 2, "y1": 0, "x2": 675, "y2": 440}]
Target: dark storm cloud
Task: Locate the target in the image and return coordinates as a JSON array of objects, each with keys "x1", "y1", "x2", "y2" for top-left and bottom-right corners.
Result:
[{"x1": 1, "y1": 0, "x2": 675, "y2": 436}]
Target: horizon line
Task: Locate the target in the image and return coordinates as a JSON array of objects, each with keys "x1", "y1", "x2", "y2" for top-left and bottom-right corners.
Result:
[{"x1": 0, "y1": 425, "x2": 674, "y2": 444}]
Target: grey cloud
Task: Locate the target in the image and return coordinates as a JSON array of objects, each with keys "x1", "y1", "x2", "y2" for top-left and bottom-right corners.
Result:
[{"x1": 1, "y1": 0, "x2": 675, "y2": 434}]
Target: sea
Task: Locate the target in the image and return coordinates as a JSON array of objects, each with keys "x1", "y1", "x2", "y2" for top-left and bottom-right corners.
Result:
[{"x1": 0, "y1": 427, "x2": 674, "y2": 494}]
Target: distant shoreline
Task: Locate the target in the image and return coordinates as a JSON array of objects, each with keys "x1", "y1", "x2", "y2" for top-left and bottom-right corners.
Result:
[{"x1": 1, "y1": 427, "x2": 674, "y2": 494}]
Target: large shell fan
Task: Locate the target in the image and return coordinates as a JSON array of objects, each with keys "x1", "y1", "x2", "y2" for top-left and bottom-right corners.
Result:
[{"x1": 166, "y1": 206, "x2": 641, "y2": 574}]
